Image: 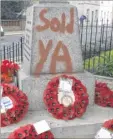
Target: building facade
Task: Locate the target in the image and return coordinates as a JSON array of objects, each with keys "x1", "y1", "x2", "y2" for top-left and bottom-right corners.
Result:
[
  {"x1": 99, "y1": 1, "x2": 113, "y2": 24},
  {"x1": 70, "y1": 1, "x2": 113, "y2": 25}
]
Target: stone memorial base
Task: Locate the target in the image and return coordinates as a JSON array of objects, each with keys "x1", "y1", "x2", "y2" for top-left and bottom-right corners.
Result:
[
  {"x1": 1, "y1": 105, "x2": 113, "y2": 138},
  {"x1": 1, "y1": 70, "x2": 113, "y2": 138},
  {"x1": 18, "y1": 69, "x2": 95, "y2": 110}
]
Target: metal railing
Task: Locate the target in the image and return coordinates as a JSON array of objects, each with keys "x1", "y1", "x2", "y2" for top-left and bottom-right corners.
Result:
[
  {"x1": 0, "y1": 14, "x2": 113, "y2": 77},
  {"x1": 80, "y1": 12, "x2": 113, "y2": 77},
  {"x1": 0, "y1": 37, "x2": 24, "y2": 64}
]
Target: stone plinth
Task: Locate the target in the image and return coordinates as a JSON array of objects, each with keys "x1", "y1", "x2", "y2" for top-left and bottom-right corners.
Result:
[
  {"x1": 23, "y1": 3, "x2": 84, "y2": 75},
  {"x1": 1, "y1": 105, "x2": 113, "y2": 138},
  {"x1": 21, "y1": 2, "x2": 96, "y2": 110},
  {"x1": 18, "y1": 69, "x2": 95, "y2": 110}
]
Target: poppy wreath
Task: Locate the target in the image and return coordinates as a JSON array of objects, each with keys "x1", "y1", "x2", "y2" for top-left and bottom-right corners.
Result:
[
  {"x1": 103, "y1": 119, "x2": 113, "y2": 132},
  {"x1": 1, "y1": 84, "x2": 29, "y2": 127},
  {"x1": 8, "y1": 124, "x2": 54, "y2": 139},
  {"x1": 1, "y1": 60, "x2": 20, "y2": 83},
  {"x1": 95, "y1": 119, "x2": 113, "y2": 138},
  {"x1": 95, "y1": 81, "x2": 113, "y2": 107},
  {"x1": 43, "y1": 75, "x2": 89, "y2": 120}
]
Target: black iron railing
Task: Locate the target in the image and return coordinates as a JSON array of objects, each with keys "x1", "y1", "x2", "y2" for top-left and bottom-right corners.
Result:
[
  {"x1": 80, "y1": 12, "x2": 113, "y2": 77},
  {"x1": 0, "y1": 14, "x2": 113, "y2": 77},
  {"x1": 0, "y1": 37, "x2": 24, "y2": 63}
]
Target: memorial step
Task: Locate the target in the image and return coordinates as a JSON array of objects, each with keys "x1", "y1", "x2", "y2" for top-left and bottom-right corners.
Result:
[
  {"x1": 1, "y1": 105, "x2": 113, "y2": 138},
  {"x1": 18, "y1": 70, "x2": 95, "y2": 110}
]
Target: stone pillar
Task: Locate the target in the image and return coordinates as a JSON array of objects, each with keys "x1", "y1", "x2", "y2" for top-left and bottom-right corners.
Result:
[
  {"x1": 19, "y1": 0, "x2": 95, "y2": 110},
  {"x1": 23, "y1": 0, "x2": 83, "y2": 75}
]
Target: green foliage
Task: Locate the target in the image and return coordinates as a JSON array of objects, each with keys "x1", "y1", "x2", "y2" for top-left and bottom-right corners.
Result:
[{"x1": 84, "y1": 50, "x2": 113, "y2": 77}]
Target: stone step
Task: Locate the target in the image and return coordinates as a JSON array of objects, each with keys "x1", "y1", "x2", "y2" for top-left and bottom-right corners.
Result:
[
  {"x1": 2, "y1": 105, "x2": 113, "y2": 138},
  {"x1": 18, "y1": 70, "x2": 95, "y2": 110}
]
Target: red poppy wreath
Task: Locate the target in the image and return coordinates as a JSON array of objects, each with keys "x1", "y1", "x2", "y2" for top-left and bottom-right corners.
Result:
[
  {"x1": 43, "y1": 75, "x2": 89, "y2": 120},
  {"x1": 8, "y1": 122, "x2": 54, "y2": 139},
  {"x1": 95, "y1": 82, "x2": 113, "y2": 107},
  {"x1": 103, "y1": 119, "x2": 113, "y2": 132},
  {"x1": 1, "y1": 84, "x2": 29, "y2": 127},
  {"x1": 95, "y1": 119, "x2": 113, "y2": 138}
]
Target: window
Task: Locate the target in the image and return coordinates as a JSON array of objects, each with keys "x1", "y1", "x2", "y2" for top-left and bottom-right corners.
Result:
[
  {"x1": 111, "y1": 12, "x2": 112, "y2": 18},
  {"x1": 104, "y1": 12, "x2": 106, "y2": 23},
  {"x1": 101, "y1": 11, "x2": 103, "y2": 19},
  {"x1": 104, "y1": 12, "x2": 106, "y2": 19},
  {"x1": 95, "y1": 10, "x2": 98, "y2": 21},
  {"x1": 86, "y1": 9, "x2": 90, "y2": 21},
  {"x1": 107, "y1": 11, "x2": 109, "y2": 18}
]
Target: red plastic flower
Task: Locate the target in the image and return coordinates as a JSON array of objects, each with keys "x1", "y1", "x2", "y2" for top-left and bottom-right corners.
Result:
[
  {"x1": 95, "y1": 81, "x2": 113, "y2": 108},
  {"x1": 1, "y1": 74, "x2": 14, "y2": 83},
  {"x1": 43, "y1": 75, "x2": 89, "y2": 120},
  {"x1": 1, "y1": 84, "x2": 29, "y2": 127},
  {"x1": 1, "y1": 60, "x2": 20, "y2": 83},
  {"x1": 8, "y1": 124, "x2": 54, "y2": 139}
]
